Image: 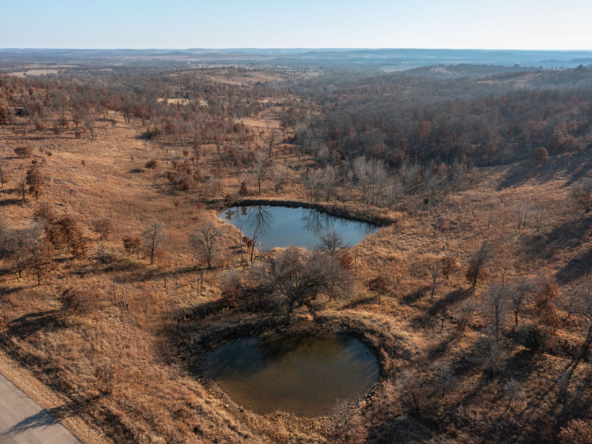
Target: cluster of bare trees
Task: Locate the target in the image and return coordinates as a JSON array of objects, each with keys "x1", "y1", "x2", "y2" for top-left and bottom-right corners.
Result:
[
  {"x1": 476, "y1": 272, "x2": 592, "y2": 358},
  {"x1": 34, "y1": 204, "x2": 88, "y2": 259},
  {"x1": 300, "y1": 154, "x2": 472, "y2": 210},
  {"x1": 221, "y1": 246, "x2": 354, "y2": 316},
  {"x1": 0, "y1": 223, "x2": 55, "y2": 284}
]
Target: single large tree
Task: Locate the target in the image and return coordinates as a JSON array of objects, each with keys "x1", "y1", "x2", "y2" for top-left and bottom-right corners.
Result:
[
  {"x1": 28, "y1": 239, "x2": 56, "y2": 285},
  {"x1": 317, "y1": 230, "x2": 348, "y2": 257},
  {"x1": 26, "y1": 164, "x2": 45, "y2": 200},
  {"x1": 509, "y1": 278, "x2": 534, "y2": 327},
  {"x1": 190, "y1": 221, "x2": 222, "y2": 269},
  {"x1": 250, "y1": 151, "x2": 269, "y2": 196},
  {"x1": 4, "y1": 227, "x2": 39, "y2": 278},
  {"x1": 142, "y1": 220, "x2": 167, "y2": 265},
  {"x1": 483, "y1": 282, "x2": 509, "y2": 343}
]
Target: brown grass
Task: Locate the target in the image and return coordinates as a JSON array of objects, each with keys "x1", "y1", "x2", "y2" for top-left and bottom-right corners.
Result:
[{"x1": 1, "y1": 80, "x2": 592, "y2": 443}]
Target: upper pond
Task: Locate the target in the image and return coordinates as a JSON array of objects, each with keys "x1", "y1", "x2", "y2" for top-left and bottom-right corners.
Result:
[
  {"x1": 203, "y1": 334, "x2": 380, "y2": 417},
  {"x1": 218, "y1": 205, "x2": 378, "y2": 251}
]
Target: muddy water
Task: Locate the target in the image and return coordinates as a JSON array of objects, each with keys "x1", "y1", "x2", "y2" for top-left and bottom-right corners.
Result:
[
  {"x1": 203, "y1": 334, "x2": 379, "y2": 416},
  {"x1": 218, "y1": 205, "x2": 377, "y2": 252}
]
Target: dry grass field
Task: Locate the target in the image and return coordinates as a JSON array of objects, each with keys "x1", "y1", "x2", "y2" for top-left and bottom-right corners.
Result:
[{"x1": 1, "y1": 66, "x2": 592, "y2": 443}]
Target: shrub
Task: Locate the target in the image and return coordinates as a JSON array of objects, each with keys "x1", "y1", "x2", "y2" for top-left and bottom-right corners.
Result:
[
  {"x1": 524, "y1": 325, "x2": 545, "y2": 354},
  {"x1": 94, "y1": 361, "x2": 123, "y2": 396},
  {"x1": 14, "y1": 146, "x2": 33, "y2": 158},
  {"x1": 367, "y1": 276, "x2": 389, "y2": 303},
  {"x1": 145, "y1": 159, "x2": 158, "y2": 169},
  {"x1": 60, "y1": 287, "x2": 95, "y2": 315},
  {"x1": 122, "y1": 235, "x2": 142, "y2": 258},
  {"x1": 239, "y1": 181, "x2": 249, "y2": 196},
  {"x1": 533, "y1": 147, "x2": 549, "y2": 164},
  {"x1": 339, "y1": 252, "x2": 354, "y2": 271}
]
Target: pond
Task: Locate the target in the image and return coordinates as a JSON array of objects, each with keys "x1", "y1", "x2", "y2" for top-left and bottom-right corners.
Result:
[
  {"x1": 218, "y1": 205, "x2": 377, "y2": 251},
  {"x1": 203, "y1": 334, "x2": 380, "y2": 417}
]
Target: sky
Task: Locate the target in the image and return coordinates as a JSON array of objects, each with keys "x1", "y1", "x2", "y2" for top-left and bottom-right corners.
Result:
[{"x1": 1, "y1": 0, "x2": 591, "y2": 50}]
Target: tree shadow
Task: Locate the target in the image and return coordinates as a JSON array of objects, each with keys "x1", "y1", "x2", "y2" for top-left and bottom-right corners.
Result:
[
  {"x1": 562, "y1": 154, "x2": 592, "y2": 187},
  {"x1": 426, "y1": 287, "x2": 474, "y2": 317},
  {"x1": 342, "y1": 295, "x2": 377, "y2": 309},
  {"x1": 0, "y1": 396, "x2": 99, "y2": 441},
  {"x1": 400, "y1": 285, "x2": 431, "y2": 305},
  {"x1": 426, "y1": 332, "x2": 463, "y2": 360},
  {"x1": 497, "y1": 161, "x2": 558, "y2": 191},
  {"x1": 0, "y1": 198, "x2": 23, "y2": 206},
  {"x1": 515, "y1": 214, "x2": 592, "y2": 284},
  {"x1": 556, "y1": 246, "x2": 592, "y2": 284},
  {"x1": 6, "y1": 310, "x2": 62, "y2": 339}
]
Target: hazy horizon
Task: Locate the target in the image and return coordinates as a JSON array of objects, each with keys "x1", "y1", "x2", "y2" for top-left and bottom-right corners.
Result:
[{"x1": 2, "y1": 48, "x2": 592, "y2": 52}]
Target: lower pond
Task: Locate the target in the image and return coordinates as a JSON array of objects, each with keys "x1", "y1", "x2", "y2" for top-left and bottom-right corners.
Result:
[
  {"x1": 203, "y1": 334, "x2": 380, "y2": 417},
  {"x1": 218, "y1": 205, "x2": 378, "y2": 251}
]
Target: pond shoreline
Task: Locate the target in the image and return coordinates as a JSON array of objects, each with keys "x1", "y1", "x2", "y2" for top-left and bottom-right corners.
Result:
[
  {"x1": 209, "y1": 197, "x2": 396, "y2": 227},
  {"x1": 202, "y1": 331, "x2": 380, "y2": 417},
  {"x1": 176, "y1": 311, "x2": 415, "y2": 418}
]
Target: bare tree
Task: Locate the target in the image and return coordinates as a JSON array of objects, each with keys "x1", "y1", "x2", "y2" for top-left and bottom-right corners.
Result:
[
  {"x1": 509, "y1": 277, "x2": 534, "y2": 326},
  {"x1": 502, "y1": 378, "x2": 521, "y2": 411},
  {"x1": 84, "y1": 115, "x2": 96, "y2": 141},
  {"x1": 0, "y1": 157, "x2": 8, "y2": 189},
  {"x1": 571, "y1": 179, "x2": 592, "y2": 213},
  {"x1": 571, "y1": 281, "x2": 592, "y2": 356},
  {"x1": 4, "y1": 227, "x2": 39, "y2": 278},
  {"x1": 429, "y1": 258, "x2": 441, "y2": 300},
  {"x1": 514, "y1": 200, "x2": 530, "y2": 229},
  {"x1": 190, "y1": 221, "x2": 222, "y2": 269},
  {"x1": 267, "y1": 129, "x2": 276, "y2": 158},
  {"x1": 532, "y1": 205, "x2": 546, "y2": 232},
  {"x1": 250, "y1": 151, "x2": 269, "y2": 196},
  {"x1": 273, "y1": 164, "x2": 287, "y2": 192},
  {"x1": 142, "y1": 220, "x2": 167, "y2": 265},
  {"x1": 434, "y1": 362, "x2": 456, "y2": 398},
  {"x1": 92, "y1": 217, "x2": 114, "y2": 241},
  {"x1": 483, "y1": 282, "x2": 509, "y2": 342},
  {"x1": 227, "y1": 247, "x2": 354, "y2": 317},
  {"x1": 317, "y1": 230, "x2": 348, "y2": 257},
  {"x1": 28, "y1": 239, "x2": 56, "y2": 285},
  {"x1": 123, "y1": 235, "x2": 142, "y2": 259},
  {"x1": 17, "y1": 179, "x2": 27, "y2": 204}
]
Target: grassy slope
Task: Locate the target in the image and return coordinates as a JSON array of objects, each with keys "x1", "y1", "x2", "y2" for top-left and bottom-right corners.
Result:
[{"x1": 1, "y1": 96, "x2": 592, "y2": 443}]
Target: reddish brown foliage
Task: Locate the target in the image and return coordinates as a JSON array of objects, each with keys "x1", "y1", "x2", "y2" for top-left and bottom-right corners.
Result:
[
  {"x1": 14, "y1": 146, "x2": 33, "y2": 158},
  {"x1": 25, "y1": 165, "x2": 45, "y2": 200},
  {"x1": 122, "y1": 235, "x2": 142, "y2": 258},
  {"x1": 558, "y1": 419, "x2": 592, "y2": 444},
  {"x1": 339, "y1": 252, "x2": 354, "y2": 271},
  {"x1": 534, "y1": 281, "x2": 561, "y2": 329},
  {"x1": 441, "y1": 256, "x2": 459, "y2": 279},
  {"x1": 533, "y1": 147, "x2": 549, "y2": 164}
]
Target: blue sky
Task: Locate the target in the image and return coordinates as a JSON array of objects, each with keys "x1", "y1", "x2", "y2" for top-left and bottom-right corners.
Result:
[{"x1": 1, "y1": 0, "x2": 591, "y2": 50}]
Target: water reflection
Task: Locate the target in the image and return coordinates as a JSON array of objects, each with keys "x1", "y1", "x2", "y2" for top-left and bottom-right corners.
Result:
[
  {"x1": 203, "y1": 334, "x2": 379, "y2": 416},
  {"x1": 220, "y1": 206, "x2": 377, "y2": 251}
]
